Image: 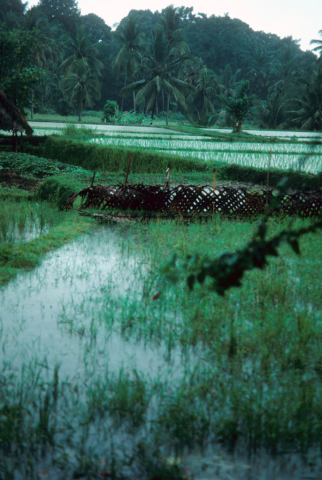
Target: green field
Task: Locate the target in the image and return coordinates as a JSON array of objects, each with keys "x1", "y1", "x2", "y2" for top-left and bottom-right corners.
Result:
[{"x1": 0, "y1": 124, "x2": 322, "y2": 479}]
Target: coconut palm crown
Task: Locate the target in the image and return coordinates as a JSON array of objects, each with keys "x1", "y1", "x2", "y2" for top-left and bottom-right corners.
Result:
[
  {"x1": 311, "y1": 30, "x2": 322, "y2": 64},
  {"x1": 120, "y1": 27, "x2": 192, "y2": 122}
]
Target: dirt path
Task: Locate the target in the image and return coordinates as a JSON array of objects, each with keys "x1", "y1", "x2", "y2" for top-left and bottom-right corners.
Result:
[{"x1": 29, "y1": 122, "x2": 178, "y2": 134}]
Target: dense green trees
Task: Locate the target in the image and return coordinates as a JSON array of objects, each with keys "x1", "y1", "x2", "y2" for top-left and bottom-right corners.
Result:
[
  {"x1": 59, "y1": 26, "x2": 103, "y2": 120},
  {"x1": 0, "y1": 28, "x2": 46, "y2": 109},
  {"x1": 38, "y1": 0, "x2": 80, "y2": 32},
  {"x1": 1, "y1": 2, "x2": 320, "y2": 130}
]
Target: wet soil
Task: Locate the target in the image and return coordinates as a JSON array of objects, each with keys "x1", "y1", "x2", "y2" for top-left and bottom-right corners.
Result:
[{"x1": 0, "y1": 170, "x2": 39, "y2": 191}]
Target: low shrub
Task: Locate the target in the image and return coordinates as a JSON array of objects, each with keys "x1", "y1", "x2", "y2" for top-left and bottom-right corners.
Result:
[
  {"x1": 102, "y1": 101, "x2": 119, "y2": 122},
  {"x1": 0, "y1": 151, "x2": 90, "y2": 179},
  {"x1": 62, "y1": 124, "x2": 95, "y2": 137},
  {"x1": 36, "y1": 178, "x2": 75, "y2": 209}
]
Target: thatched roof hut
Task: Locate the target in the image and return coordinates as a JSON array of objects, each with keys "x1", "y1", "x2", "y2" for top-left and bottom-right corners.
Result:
[{"x1": 0, "y1": 90, "x2": 33, "y2": 135}]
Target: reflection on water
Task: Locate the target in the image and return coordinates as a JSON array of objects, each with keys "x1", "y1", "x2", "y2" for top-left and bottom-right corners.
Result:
[
  {"x1": 0, "y1": 226, "x2": 184, "y2": 379},
  {"x1": 0, "y1": 217, "x2": 51, "y2": 243},
  {"x1": 183, "y1": 448, "x2": 322, "y2": 480}
]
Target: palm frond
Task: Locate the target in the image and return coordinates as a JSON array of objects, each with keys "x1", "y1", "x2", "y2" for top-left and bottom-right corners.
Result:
[
  {"x1": 120, "y1": 79, "x2": 146, "y2": 97},
  {"x1": 145, "y1": 92, "x2": 157, "y2": 113}
]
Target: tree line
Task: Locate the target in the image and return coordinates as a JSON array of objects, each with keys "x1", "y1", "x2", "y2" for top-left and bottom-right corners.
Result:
[{"x1": 0, "y1": 0, "x2": 321, "y2": 130}]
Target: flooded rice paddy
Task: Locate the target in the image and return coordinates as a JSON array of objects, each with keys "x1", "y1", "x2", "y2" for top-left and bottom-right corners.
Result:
[
  {"x1": 1, "y1": 218, "x2": 322, "y2": 479},
  {"x1": 90, "y1": 137, "x2": 322, "y2": 174},
  {"x1": 26, "y1": 122, "x2": 322, "y2": 174},
  {"x1": 0, "y1": 227, "x2": 184, "y2": 378}
]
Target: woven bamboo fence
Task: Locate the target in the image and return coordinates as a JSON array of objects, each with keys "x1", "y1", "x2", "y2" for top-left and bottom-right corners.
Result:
[{"x1": 64, "y1": 184, "x2": 322, "y2": 217}]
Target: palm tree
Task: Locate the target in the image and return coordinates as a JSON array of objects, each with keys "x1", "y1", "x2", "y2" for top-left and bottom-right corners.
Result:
[
  {"x1": 161, "y1": 4, "x2": 187, "y2": 53},
  {"x1": 24, "y1": 8, "x2": 58, "y2": 119},
  {"x1": 59, "y1": 25, "x2": 103, "y2": 75},
  {"x1": 24, "y1": 8, "x2": 53, "y2": 64},
  {"x1": 184, "y1": 61, "x2": 220, "y2": 125},
  {"x1": 120, "y1": 27, "x2": 192, "y2": 124},
  {"x1": 310, "y1": 30, "x2": 322, "y2": 64},
  {"x1": 289, "y1": 69, "x2": 322, "y2": 131},
  {"x1": 162, "y1": 5, "x2": 181, "y2": 37},
  {"x1": 273, "y1": 48, "x2": 300, "y2": 84},
  {"x1": 113, "y1": 15, "x2": 145, "y2": 111},
  {"x1": 252, "y1": 91, "x2": 288, "y2": 129},
  {"x1": 244, "y1": 50, "x2": 272, "y2": 96},
  {"x1": 61, "y1": 60, "x2": 101, "y2": 121},
  {"x1": 218, "y1": 64, "x2": 239, "y2": 97}
]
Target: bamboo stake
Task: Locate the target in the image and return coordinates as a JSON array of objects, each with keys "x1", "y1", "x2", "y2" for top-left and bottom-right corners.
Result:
[
  {"x1": 123, "y1": 153, "x2": 133, "y2": 192},
  {"x1": 266, "y1": 150, "x2": 272, "y2": 207},
  {"x1": 166, "y1": 167, "x2": 170, "y2": 190},
  {"x1": 90, "y1": 171, "x2": 96, "y2": 188},
  {"x1": 213, "y1": 168, "x2": 216, "y2": 214}
]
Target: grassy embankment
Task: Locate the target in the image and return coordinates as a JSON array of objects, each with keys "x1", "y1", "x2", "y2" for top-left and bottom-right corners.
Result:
[
  {"x1": 27, "y1": 110, "x2": 190, "y2": 128},
  {"x1": 0, "y1": 189, "x2": 93, "y2": 285}
]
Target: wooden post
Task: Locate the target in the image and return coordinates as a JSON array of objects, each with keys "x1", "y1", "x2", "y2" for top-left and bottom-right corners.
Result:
[
  {"x1": 166, "y1": 167, "x2": 170, "y2": 190},
  {"x1": 213, "y1": 168, "x2": 216, "y2": 214},
  {"x1": 266, "y1": 150, "x2": 271, "y2": 207},
  {"x1": 90, "y1": 171, "x2": 96, "y2": 187},
  {"x1": 123, "y1": 153, "x2": 133, "y2": 192},
  {"x1": 12, "y1": 131, "x2": 17, "y2": 152}
]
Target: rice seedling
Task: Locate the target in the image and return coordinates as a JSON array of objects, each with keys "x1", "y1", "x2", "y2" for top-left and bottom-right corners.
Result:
[
  {"x1": 90, "y1": 136, "x2": 322, "y2": 174},
  {"x1": 91, "y1": 136, "x2": 322, "y2": 155},
  {"x1": 0, "y1": 199, "x2": 62, "y2": 243}
]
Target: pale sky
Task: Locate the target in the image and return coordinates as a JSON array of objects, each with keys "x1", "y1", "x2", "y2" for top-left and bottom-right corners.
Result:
[{"x1": 27, "y1": 0, "x2": 321, "y2": 53}]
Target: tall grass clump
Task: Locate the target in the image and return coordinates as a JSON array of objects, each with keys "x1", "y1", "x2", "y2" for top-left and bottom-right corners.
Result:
[
  {"x1": 62, "y1": 124, "x2": 95, "y2": 138},
  {"x1": 0, "y1": 198, "x2": 62, "y2": 243}
]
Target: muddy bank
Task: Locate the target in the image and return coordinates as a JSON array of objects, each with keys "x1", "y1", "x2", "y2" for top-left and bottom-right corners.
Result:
[{"x1": 0, "y1": 170, "x2": 39, "y2": 190}]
